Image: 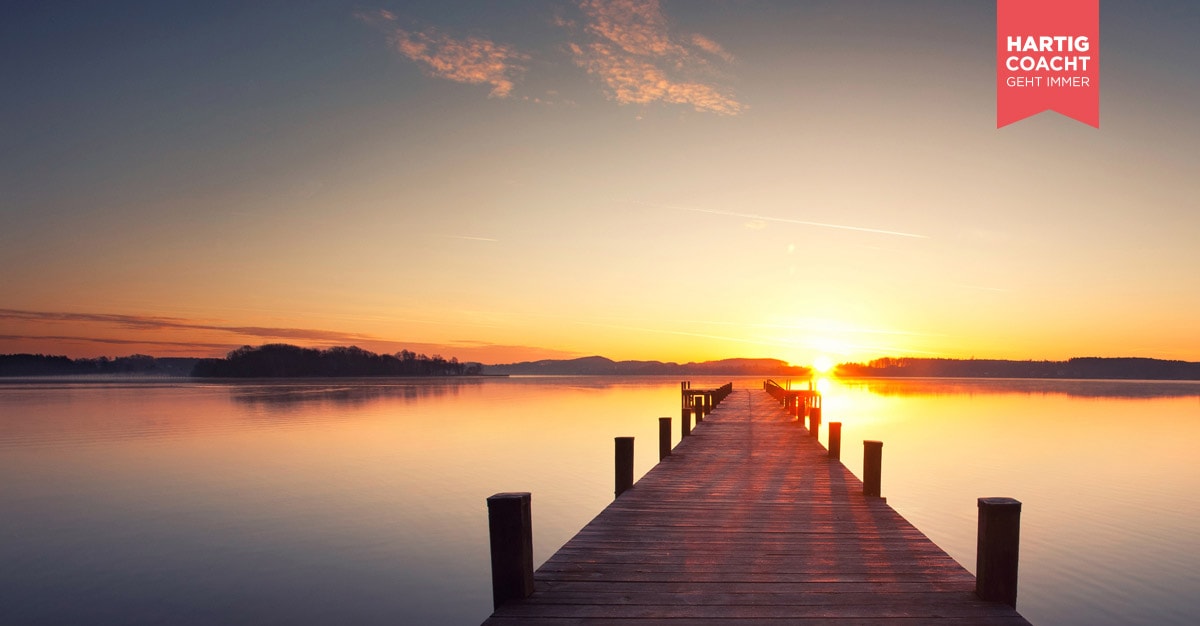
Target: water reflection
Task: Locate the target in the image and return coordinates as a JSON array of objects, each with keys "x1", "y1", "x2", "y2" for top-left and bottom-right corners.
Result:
[
  {"x1": 819, "y1": 377, "x2": 1200, "y2": 626},
  {"x1": 1, "y1": 376, "x2": 1197, "y2": 626},
  {"x1": 839, "y1": 377, "x2": 1200, "y2": 399},
  {"x1": 225, "y1": 378, "x2": 486, "y2": 408}
]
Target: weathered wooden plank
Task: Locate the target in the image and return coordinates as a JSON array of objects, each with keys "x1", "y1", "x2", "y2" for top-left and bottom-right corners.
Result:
[
  {"x1": 533, "y1": 571, "x2": 977, "y2": 585},
  {"x1": 494, "y1": 602, "x2": 1024, "y2": 619},
  {"x1": 482, "y1": 386, "x2": 1031, "y2": 625},
  {"x1": 514, "y1": 590, "x2": 994, "y2": 606},
  {"x1": 482, "y1": 614, "x2": 1027, "y2": 618},
  {"x1": 536, "y1": 580, "x2": 977, "y2": 594}
]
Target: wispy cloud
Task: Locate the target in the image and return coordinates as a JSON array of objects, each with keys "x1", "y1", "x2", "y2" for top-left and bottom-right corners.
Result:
[
  {"x1": 359, "y1": 3, "x2": 741, "y2": 113},
  {"x1": 567, "y1": 0, "x2": 744, "y2": 115},
  {"x1": 0, "y1": 309, "x2": 583, "y2": 363},
  {"x1": 953, "y1": 284, "x2": 1012, "y2": 293},
  {"x1": 0, "y1": 309, "x2": 379, "y2": 344},
  {"x1": 361, "y1": 11, "x2": 528, "y2": 98},
  {"x1": 690, "y1": 34, "x2": 735, "y2": 63},
  {"x1": 580, "y1": 0, "x2": 684, "y2": 57},
  {"x1": 439, "y1": 234, "x2": 499, "y2": 242},
  {"x1": 670, "y1": 318, "x2": 948, "y2": 338},
  {"x1": 574, "y1": 320, "x2": 784, "y2": 352},
  {"x1": 0, "y1": 334, "x2": 236, "y2": 350},
  {"x1": 632, "y1": 201, "x2": 928, "y2": 239}
]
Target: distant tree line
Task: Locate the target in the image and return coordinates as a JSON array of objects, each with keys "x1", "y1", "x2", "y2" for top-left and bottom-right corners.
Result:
[
  {"x1": 835, "y1": 357, "x2": 1200, "y2": 380},
  {"x1": 190, "y1": 344, "x2": 483, "y2": 378},
  {"x1": 0, "y1": 354, "x2": 196, "y2": 376}
]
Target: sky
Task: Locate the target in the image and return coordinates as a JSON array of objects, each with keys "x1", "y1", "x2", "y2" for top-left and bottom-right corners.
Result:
[{"x1": 2, "y1": 0, "x2": 1199, "y2": 366}]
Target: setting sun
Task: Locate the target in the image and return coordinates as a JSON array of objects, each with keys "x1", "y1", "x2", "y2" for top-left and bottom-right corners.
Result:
[{"x1": 813, "y1": 355, "x2": 835, "y2": 373}]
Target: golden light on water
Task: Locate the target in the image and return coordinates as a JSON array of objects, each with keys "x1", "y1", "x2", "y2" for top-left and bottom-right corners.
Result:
[{"x1": 815, "y1": 376, "x2": 832, "y2": 394}]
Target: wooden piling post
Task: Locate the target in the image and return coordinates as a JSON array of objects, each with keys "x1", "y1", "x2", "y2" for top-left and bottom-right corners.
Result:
[
  {"x1": 863, "y1": 440, "x2": 883, "y2": 497},
  {"x1": 681, "y1": 407, "x2": 692, "y2": 437},
  {"x1": 976, "y1": 497, "x2": 1022, "y2": 607},
  {"x1": 809, "y1": 406, "x2": 821, "y2": 439},
  {"x1": 658, "y1": 417, "x2": 672, "y2": 461},
  {"x1": 615, "y1": 437, "x2": 634, "y2": 497},
  {"x1": 487, "y1": 492, "x2": 534, "y2": 609},
  {"x1": 828, "y1": 421, "x2": 842, "y2": 460}
]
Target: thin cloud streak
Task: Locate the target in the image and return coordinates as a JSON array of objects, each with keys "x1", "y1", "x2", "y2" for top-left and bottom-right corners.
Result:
[
  {"x1": 0, "y1": 334, "x2": 236, "y2": 350},
  {"x1": 638, "y1": 202, "x2": 928, "y2": 239},
  {"x1": 0, "y1": 309, "x2": 379, "y2": 344},
  {"x1": 440, "y1": 235, "x2": 500, "y2": 242},
  {"x1": 691, "y1": 34, "x2": 735, "y2": 63},
  {"x1": 575, "y1": 321, "x2": 788, "y2": 352},
  {"x1": 671, "y1": 318, "x2": 948, "y2": 338},
  {"x1": 0, "y1": 311, "x2": 571, "y2": 362},
  {"x1": 753, "y1": 333, "x2": 948, "y2": 358},
  {"x1": 953, "y1": 284, "x2": 1012, "y2": 293}
]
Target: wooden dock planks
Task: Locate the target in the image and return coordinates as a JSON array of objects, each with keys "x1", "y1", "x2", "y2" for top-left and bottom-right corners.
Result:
[{"x1": 483, "y1": 387, "x2": 1032, "y2": 625}]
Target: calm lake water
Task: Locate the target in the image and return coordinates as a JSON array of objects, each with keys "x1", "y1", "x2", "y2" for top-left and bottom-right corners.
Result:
[{"x1": 1, "y1": 376, "x2": 1198, "y2": 625}]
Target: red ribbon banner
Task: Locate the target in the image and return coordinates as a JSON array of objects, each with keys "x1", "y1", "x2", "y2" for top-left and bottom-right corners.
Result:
[{"x1": 997, "y1": 0, "x2": 1099, "y2": 128}]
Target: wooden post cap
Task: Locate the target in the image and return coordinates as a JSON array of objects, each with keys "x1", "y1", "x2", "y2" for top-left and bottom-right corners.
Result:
[{"x1": 978, "y1": 497, "x2": 1021, "y2": 509}]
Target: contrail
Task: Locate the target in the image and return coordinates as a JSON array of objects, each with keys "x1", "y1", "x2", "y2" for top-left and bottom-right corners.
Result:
[
  {"x1": 574, "y1": 321, "x2": 784, "y2": 350},
  {"x1": 669, "y1": 318, "x2": 947, "y2": 337},
  {"x1": 635, "y1": 201, "x2": 928, "y2": 239},
  {"x1": 440, "y1": 235, "x2": 499, "y2": 242}
]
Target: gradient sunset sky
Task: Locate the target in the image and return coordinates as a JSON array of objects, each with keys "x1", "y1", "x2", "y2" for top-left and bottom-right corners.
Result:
[{"x1": 3, "y1": 1, "x2": 1198, "y2": 365}]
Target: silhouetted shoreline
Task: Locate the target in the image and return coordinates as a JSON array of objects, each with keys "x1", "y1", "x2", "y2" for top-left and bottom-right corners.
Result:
[
  {"x1": 4, "y1": 350, "x2": 1200, "y2": 380},
  {"x1": 835, "y1": 357, "x2": 1200, "y2": 380}
]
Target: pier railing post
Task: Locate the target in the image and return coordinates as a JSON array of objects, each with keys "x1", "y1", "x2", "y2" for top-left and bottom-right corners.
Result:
[
  {"x1": 658, "y1": 417, "x2": 672, "y2": 461},
  {"x1": 863, "y1": 440, "x2": 883, "y2": 497},
  {"x1": 828, "y1": 422, "x2": 841, "y2": 460},
  {"x1": 487, "y1": 492, "x2": 534, "y2": 609},
  {"x1": 615, "y1": 437, "x2": 634, "y2": 497},
  {"x1": 809, "y1": 406, "x2": 821, "y2": 439},
  {"x1": 976, "y1": 497, "x2": 1022, "y2": 607},
  {"x1": 681, "y1": 407, "x2": 692, "y2": 437}
]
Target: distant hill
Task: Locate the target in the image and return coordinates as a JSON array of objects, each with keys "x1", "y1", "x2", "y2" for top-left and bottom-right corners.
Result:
[
  {"x1": 485, "y1": 356, "x2": 810, "y2": 376},
  {"x1": 835, "y1": 357, "x2": 1200, "y2": 380}
]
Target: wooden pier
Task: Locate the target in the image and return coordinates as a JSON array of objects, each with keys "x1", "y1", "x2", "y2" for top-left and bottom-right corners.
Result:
[{"x1": 483, "y1": 383, "x2": 1031, "y2": 625}]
